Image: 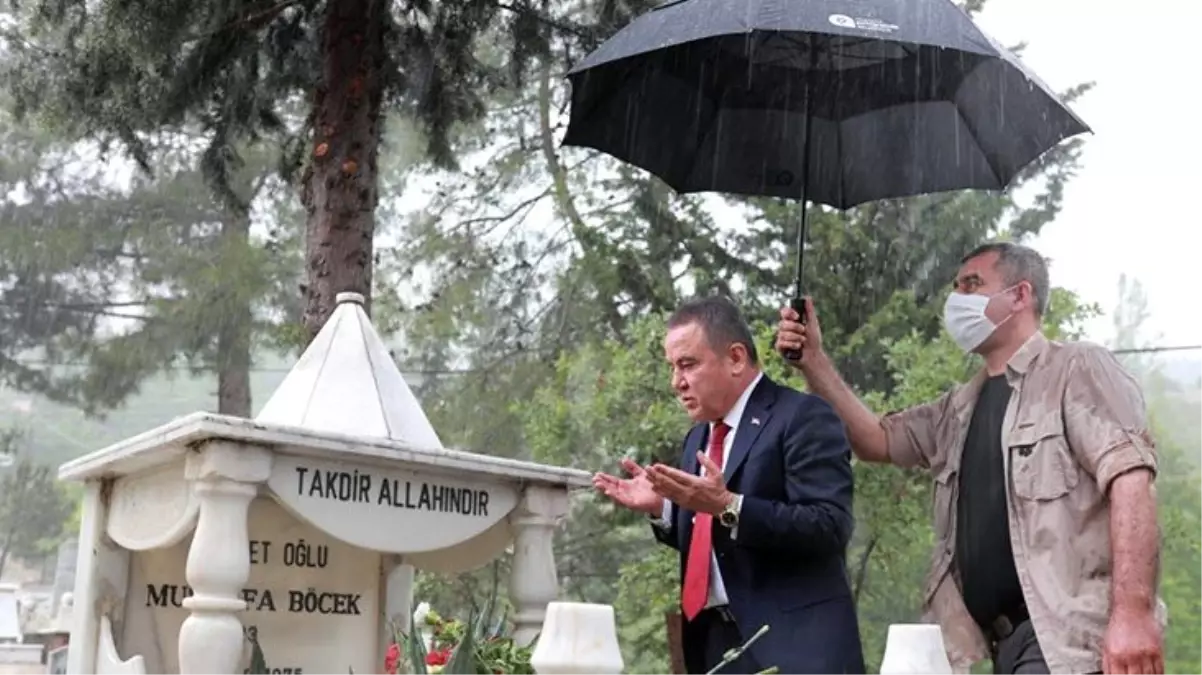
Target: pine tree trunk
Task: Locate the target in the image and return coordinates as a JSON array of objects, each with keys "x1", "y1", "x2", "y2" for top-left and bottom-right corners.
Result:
[
  {"x1": 216, "y1": 214, "x2": 254, "y2": 417},
  {"x1": 300, "y1": 0, "x2": 385, "y2": 345}
]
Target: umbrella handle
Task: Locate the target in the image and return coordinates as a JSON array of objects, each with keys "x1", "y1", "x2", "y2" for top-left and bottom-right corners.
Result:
[{"x1": 782, "y1": 296, "x2": 808, "y2": 362}]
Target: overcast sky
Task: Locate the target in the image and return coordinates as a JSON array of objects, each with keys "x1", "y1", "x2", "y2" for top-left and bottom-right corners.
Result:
[{"x1": 973, "y1": 0, "x2": 1201, "y2": 350}]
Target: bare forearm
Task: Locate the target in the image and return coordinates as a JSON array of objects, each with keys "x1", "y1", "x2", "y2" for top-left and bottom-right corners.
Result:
[
  {"x1": 802, "y1": 354, "x2": 890, "y2": 463},
  {"x1": 1109, "y1": 469, "x2": 1159, "y2": 612}
]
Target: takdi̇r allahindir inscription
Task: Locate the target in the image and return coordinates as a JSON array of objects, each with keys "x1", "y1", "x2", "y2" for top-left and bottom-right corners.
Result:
[{"x1": 292, "y1": 466, "x2": 492, "y2": 516}]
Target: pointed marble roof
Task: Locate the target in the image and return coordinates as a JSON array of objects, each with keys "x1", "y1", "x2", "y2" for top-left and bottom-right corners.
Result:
[{"x1": 255, "y1": 292, "x2": 443, "y2": 449}]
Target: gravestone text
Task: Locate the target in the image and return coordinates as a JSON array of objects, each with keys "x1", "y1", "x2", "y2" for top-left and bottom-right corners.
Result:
[{"x1": 122, "y1": 498, "x2": 379, "y2": 674}]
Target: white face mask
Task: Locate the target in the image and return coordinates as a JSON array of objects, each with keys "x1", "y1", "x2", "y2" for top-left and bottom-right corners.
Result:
[{"x1": 942, "y1": 286, "x2": 1017, "y2": 353}]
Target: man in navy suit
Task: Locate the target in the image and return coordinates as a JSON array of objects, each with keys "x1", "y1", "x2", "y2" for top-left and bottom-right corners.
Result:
[{"x1": 593, "y1": 296, "x2": 865, "y2": 674}]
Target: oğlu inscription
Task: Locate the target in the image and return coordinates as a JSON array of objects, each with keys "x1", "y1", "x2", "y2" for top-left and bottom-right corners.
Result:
[
  {"x1": 293, "y1": 466, "x2": 491, "y2": 516},
  {"x1": 145, "y1": 537, "x2": 353, "y2": 614},
  {"x1": 250, "y1": 538, "x2": 329, "y2": 568}
]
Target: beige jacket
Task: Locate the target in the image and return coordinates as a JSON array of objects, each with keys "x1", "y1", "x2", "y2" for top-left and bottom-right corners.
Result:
[{"x1": 881, "y1": 332, "x2": 1166, "y2": 673}]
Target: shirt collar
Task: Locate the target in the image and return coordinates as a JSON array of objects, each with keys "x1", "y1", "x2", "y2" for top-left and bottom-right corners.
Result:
[
  {"x1": 952, "y1": 331, "x2": 1050, "y2": 413},
  {"x1": 1006, "y1": 331, "x2": 1048, "y2": 378},
  {"x1": 711, "y1": 371, "x2": 763, "y2": 434}
]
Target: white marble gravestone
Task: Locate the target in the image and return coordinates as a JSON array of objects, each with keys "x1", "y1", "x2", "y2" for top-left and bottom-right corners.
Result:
[
  {"x1": 59, "y1": 292, "x2": 592, "y2": 675},
  {"x1": 879, "y1": 624, "x2": 954, "y2": 674}
]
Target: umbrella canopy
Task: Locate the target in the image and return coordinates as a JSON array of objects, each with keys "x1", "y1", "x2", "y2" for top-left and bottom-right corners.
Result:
[{"x1": 562, "y1": 0, "x2": 1090, "y2": 208}]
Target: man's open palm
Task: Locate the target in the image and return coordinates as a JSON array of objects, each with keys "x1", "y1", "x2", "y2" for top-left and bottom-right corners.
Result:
[{"x1": 593, "y1": 458, "x2": 662, "y2": 515}]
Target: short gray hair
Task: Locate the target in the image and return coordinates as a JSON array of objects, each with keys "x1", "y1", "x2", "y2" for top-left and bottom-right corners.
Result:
[
  {"x1": 667, "y1": 295, "x2": 759, "y2": 365},
  {"x1": 962, "y1": 241, "x2": 1050, "y2": 316}
]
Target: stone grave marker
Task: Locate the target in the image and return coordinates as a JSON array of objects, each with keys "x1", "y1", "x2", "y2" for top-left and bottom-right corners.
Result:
[
  {"x1": 59, "y1": 293, "x2": 591, "y2": 674},
  {"x1": 123, "y1": 497, "x2": 378, "y2": 674}
]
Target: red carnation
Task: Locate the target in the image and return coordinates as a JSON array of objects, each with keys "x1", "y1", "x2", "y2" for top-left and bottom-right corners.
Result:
[
  {"x1": 384, "y1": 643, "x2": 401, "y2": 674},
  {"x1": 426, "y1": 647, "x2": 452, "y2": 667}
]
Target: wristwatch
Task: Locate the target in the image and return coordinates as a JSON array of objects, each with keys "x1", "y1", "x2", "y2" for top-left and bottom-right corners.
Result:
[{"x1": 718, "y1": 494, "x2": 742, "y2": 528}]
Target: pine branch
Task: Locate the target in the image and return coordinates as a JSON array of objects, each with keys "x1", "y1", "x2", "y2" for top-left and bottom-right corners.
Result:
[
  {"x1": 495, "y1": 3, "x2": 592, "y2": 43},
  {"x1": 182, "y1": 0, "x2": 307, "y2": 43}
]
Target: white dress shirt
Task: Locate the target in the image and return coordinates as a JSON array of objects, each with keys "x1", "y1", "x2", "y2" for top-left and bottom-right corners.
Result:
[{"x1": 653, "y1": 371, "x2": 763, "y2": 609}]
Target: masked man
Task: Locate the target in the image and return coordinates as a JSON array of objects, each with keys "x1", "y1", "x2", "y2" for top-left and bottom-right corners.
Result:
[{"x1": 775, "y1": 242, "x2": 1166, "y2": 674}]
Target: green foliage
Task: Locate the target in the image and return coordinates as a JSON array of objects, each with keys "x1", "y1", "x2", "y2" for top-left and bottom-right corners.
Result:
[
  {"x1": 1156, "y1": 433, "x2": 1201, "y2": 675},
  {"x1": 521, "y1": 314, "x2": 682, "y2": 471},
  {"x1": 246, "y1": 629, "x2": 268, "y2": 675},
  {"x1": 0, "y1": 100, "x2": 303, "y2": 416},
  {"x1": 393, "y1": 61, "x2": 1098, "y2": 638},
  {"x1": 252, "y1": 565, "x2": 534, "y2": 675},
  {"x1": 613, "y1": 546, "x2": 677, "y2": 673},
  {"x1": 4, "y1": 0, "x2": 659, "y2": 209},
  {"x1": 0, "y1": 430, "x2": 75, "y2": 576},
  {"x1": 1106, "y1": 278, "x2": 1201, "y2": 674},
  {"x1": 394, "y1": 562, "x2": 534, "y2": 675},
  {"x1": 3, "y1": 0, "x2": 1194, "y2": 670},
  {"x1": 378, "y1": 21, "x2": 1102, "y2": 665},
  {"x1": 449, "y1": 606, "x2": 533, "y2": 674}
]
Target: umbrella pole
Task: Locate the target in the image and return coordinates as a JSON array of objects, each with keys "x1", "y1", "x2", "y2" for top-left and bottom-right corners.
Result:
[
  {"x1": 784, "y1": 42, "x2": 816, "y2": 363},
  {"x1": 783, "y1": 190, "x2": 809, "y2": 363},
  {"x1": 792, "y1": 197, "x2": 809, "y2": 304}
]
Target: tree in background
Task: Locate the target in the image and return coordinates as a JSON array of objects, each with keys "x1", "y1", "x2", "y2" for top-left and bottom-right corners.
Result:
[
  {"x1": 5, "y1": 0, "x2": 659, "y2": 345},
  {"x1": 0, "y1": 430, "x2": 74, "y2": 578},
  {"x1": 1108, "y1": 275, "x2": 1201, "y2": 674},
  {"x1": 0, "y1": 101, "x2": 302, "y2": 416},
  {"x1": 383, "y1": 2, "x2": 1102, "y2": 663},
  {"x1": 386, "y1": 0, "x2": 1091, "y2": 459},
  {"x1": 0, "y1": 0, "x2": 1194, "y2": 669}
]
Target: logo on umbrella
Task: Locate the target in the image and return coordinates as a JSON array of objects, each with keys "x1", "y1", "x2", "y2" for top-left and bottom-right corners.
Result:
[
  {"x1": 828, "y1": 14, "x2": 856, "y2": 29},
  {"x1": 828, "y1": 13, "x2": 899, "y2": 34}
]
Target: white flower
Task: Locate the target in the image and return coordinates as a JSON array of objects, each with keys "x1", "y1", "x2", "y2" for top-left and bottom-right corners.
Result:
[{"x1": 413, "y1": 601, "x2": 431, "y2": 626}]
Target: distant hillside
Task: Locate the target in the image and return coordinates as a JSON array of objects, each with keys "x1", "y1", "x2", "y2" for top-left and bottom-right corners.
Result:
[
  {"x1": 0, "y1": 367, "x2": 284, "y2": 469},
  {"x1": 0, "y1": 351, "x2": 429, "y2": 469}
]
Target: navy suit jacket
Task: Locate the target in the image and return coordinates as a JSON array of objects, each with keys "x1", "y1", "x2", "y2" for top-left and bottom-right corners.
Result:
[{"x1": 653, "y1": 375, "x2": 866, "y2": 674}]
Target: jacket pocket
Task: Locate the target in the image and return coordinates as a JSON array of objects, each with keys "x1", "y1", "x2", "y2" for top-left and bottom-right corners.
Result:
[
  {"x1": 923, "y1": 468, "x2": 957, "y2": 605},
  {"x1": 932, "y1": 466, "x2": 957, "y2": 541},
  {"x1": 1009, "y1": 419, "x2": 1079, "y2": 501}
]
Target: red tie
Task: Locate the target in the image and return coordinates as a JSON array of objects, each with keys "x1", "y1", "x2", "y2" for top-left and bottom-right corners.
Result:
[{"x1": 681, "y1": 421, "x2": 730, "y2": 621}]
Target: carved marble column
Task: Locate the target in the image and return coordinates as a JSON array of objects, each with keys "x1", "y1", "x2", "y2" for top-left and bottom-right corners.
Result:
[
  {"x1": 508, "y1": 486, "x2": 569, "y2": 645},
  {"x1": 178, "y1": 440, "x2": 272, "y2": 674},
  {"x1": 381, "y1": 559, "x2": 415, "y2": 669}
]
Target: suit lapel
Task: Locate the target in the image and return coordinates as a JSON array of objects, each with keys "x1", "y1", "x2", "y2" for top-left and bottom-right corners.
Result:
[
  {"x1": 681, "y1": 423, "x2": 706, "y2": 477},
  {"x1": 723, "y1": 376, "x2": 777, "y2": 483},
  {"x1": 678, "y1": 424, "x2": 707, "y2": 546}
]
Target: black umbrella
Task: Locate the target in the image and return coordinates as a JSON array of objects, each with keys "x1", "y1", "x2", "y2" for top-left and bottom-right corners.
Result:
[{"x1": 562, "y1": 0, "x2": 1089, "y2": 353}]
